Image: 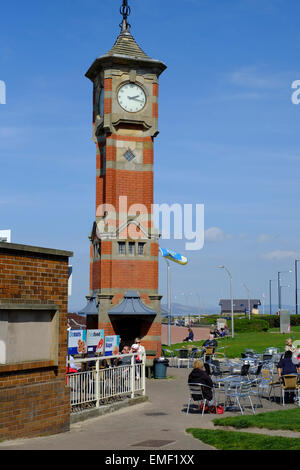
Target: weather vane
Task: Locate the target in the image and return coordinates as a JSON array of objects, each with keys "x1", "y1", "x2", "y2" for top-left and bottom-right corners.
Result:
[{"x1": 120, "y1": 0, "x2": 131, "y2": 31}]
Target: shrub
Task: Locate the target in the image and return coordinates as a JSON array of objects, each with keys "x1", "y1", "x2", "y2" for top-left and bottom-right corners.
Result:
[{"x1": 227, "y1": 317, "x2": 269, "y2": 333}]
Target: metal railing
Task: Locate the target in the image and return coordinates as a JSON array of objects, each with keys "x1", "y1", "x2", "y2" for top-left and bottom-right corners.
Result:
[{"x1": 66, "y1": 353, "x2": 145, "y2": 411}]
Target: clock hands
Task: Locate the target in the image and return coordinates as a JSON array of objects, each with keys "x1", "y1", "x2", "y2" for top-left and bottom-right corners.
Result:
[{"x1": 128, "y1": 96, "x2": 144, "y2": 103}]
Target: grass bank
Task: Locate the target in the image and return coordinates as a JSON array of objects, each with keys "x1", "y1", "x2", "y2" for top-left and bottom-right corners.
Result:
[
  {"x1": 186, "y1": 428, "x2": 300, "y2": 450},
  {"x1": 163, "y1": 330, "x2": 300, "y2": 359},
  {"x1": 212, "y1": 408, "x2": 300, "y2": 432}
]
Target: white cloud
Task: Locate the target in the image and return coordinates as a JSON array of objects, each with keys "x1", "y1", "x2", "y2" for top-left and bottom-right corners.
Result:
[
  {"x1": 257, "y1": 234, "x2": 272, "y2": 243},
  {"x1": 262, "y1": 250, "x2": 300, "y2": 261},
  {"x1": 205, "y1": 227, "x2": 231, "y2": 243}
]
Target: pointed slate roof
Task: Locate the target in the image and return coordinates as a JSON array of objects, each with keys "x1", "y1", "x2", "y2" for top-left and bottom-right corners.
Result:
[
  {"x1": 78, "y1": 296, "x2": 99, "y2": 316},
  {"x1": 108, "y1": 291, "x2": 157, "y2": 316},
  {"x1": 86, "y1": 28, "x2": 167, "y2": 81},
  {"x1": 106, "y1": 30, "x2": 150, "y2": 60}
]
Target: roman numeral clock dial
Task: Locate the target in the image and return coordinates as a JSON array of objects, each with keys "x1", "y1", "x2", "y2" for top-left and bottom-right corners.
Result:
[{"x1": 118, "y1": 83, "x2": 146, "y2": 113}]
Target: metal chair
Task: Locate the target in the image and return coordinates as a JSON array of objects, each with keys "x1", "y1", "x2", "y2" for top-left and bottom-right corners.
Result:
[
  {"x1": 224, "y1": 380, "x2": 256, "y2": 415},
  {"x1": 178, "y1": 349, "x2": 190, "y2": 368},
  {"x1": 162, "y1": 348, "x2": 177, "y2": 367},
  {"x1": 186, "y1": 383, "x2": 215, "y2": 416},
  {"x1": 281, "y1": 375, "x2": 300, "y2": 406}
]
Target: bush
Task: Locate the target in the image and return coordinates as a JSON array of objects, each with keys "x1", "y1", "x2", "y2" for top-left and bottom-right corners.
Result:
[
  {"x1": 260, "y1": 315, "x2": 300, "y2": 329},
  {"x1": 227, "y1": 317, "x2": 269, "y2": 333}
]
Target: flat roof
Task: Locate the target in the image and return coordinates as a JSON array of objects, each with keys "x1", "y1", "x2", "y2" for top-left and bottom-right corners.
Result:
[{"x1": 0, "y1": 242, "x2": 73, "y2": 258}]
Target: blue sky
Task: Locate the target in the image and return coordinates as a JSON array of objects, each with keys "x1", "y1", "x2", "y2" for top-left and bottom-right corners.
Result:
[{"x1": 1, "y1": 0, "x2": 300, "y2": 313}]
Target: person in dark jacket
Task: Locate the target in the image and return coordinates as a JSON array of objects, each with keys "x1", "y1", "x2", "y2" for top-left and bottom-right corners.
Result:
[
  {"x1": 277, "y1": 350, "x2": 300, "y2": 379},
  {"x1": 183, "y1": 328, "x2": 194, "y2": 342},
  {"x1": 188, "y1": 359, "x2": 215, "y2": 412}
]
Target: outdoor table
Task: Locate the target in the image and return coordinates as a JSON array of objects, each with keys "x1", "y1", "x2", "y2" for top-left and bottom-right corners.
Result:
[{"x1": 214, "y1": 375, "x2": 246, "y2": 405}]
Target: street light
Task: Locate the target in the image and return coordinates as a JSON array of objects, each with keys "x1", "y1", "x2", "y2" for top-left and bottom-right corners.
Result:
[
  {"x1": 218, "y1": 265, "x2": 234, "y2": 338},
  {"x1": 242, "y1": 283, "x2": 251, "y2": 320},
  {"x1": 269, "y1": 279, "x2": 276, "y2": 315},
  {"x1": 278, "y1": 270, "x2": 292, "y2": 312},
  {"x1": 163, "y1": 258, "x2": 172, "y2": 346},
  {"x1": 295, "y1": 260, "x2": 300, "y2": 315}
]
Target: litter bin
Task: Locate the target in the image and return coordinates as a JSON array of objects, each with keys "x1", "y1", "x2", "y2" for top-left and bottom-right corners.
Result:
[{"x1": 154, "y1": 357, "x2": 169, "y2": 379}]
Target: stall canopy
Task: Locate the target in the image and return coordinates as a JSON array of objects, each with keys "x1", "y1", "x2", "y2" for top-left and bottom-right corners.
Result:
[
  {"x1": 108, "y1": 291, "x2": 156, "y2": 316},
  {"x1": 78, "y1": 296, "x2": 98, "y2": 316}
]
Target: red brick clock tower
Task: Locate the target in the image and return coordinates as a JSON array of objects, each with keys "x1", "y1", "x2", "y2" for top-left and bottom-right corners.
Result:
[{"x1": 84, "y1": 2, "x2": 166, "y2": 357}]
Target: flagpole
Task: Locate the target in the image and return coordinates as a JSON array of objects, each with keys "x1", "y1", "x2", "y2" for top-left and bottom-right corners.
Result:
[{"x1": 166, "y1": 259, "x2": 171, "y2": 346}]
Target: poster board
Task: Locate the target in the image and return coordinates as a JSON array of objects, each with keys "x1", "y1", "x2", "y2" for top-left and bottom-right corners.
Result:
[
  {"x1": 68, "y1": 330, "x2": 87, "y2": 356},
  {"x1": 87, "y1": 330, "x2": 104, "y2": 355},
  {"x1": 104, "y1": 335, "x2": 120, "y2": 357}
]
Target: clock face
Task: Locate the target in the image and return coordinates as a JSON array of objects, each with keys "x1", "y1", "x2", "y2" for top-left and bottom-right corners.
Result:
[{"x1": 118, "y1": 83, "x2": 146, "y2": 113}]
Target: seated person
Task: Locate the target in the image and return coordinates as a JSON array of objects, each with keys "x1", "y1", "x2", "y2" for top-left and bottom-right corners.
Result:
[
  {"x1": 277, "y1": 350, "x2": 300, "y2": 379},
  {"x1": 188, "y1": 359, "x2": 215, "y2": 413},
  {"x1": 203, "y1": 334, "x2": 218, "y2": 350},
  {"x1": 201, "y1": 334, "x2": 218, "y2": 362},
  {"x1": 183, "y1": 328, "x2": 194, "y2": 342},
  {"x1": 285, "y1": 338, "x2": 297, "y2": 354},
  {"x1": 220, "y1": 328, "x2": 226, "y2": 337},
  {"x1": 118, "y1": 345, "x2": 132, "y2": 365}
]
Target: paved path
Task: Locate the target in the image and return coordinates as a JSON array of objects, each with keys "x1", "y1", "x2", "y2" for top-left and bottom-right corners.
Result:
[
  {"x1": 161, "y1": 325, "x2": 210, "y2": 345},
  {"x1": 0, "y1": 367, "x2": 299, "y2": 450}
]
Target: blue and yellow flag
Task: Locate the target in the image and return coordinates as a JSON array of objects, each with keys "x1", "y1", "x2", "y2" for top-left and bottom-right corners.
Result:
[{"x1": 160, "y1": 248, "x2": 188, "y2": 266}]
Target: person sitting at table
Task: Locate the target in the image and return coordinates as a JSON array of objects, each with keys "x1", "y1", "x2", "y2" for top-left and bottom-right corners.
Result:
[
  {"x1": 277, "y1": 350, "x2": 300, "y2": 379},
  {"x1": 277, "y1": 350, "x2": 300, "y2": 403},
  {"x1": 183, "y1": 328, "x2": 194, "y2": 342},
  {"x1": 188, "y1": 359, "x2": 216, "y2": 413},
  {"x1": 285, "y1": 338, "x2": 297, "y2": 354},
  {"x1": 201, "y1": 334, "x2": 218, "y2": 362}
]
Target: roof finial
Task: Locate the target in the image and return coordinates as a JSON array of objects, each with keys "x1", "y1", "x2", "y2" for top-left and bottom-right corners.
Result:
[{"x1": 120, "y1": 0, "x2": 131, "y2": 32}]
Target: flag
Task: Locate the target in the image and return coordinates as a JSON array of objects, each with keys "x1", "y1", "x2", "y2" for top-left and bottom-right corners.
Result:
[{"x1": 160, "y1": 248, "x2": 188, "y2": 266}]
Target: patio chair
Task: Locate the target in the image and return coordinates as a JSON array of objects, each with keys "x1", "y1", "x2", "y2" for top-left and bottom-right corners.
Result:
[
  {"x1": 249, "y1": 369, "x2": 278, "y2": 410},
  {"x1": 177, "y1": 349, "x2": 190, "y2": 368},
  {"x1": 250, "y1": 363, "x2": 263, "y2": 382},
  {"x1": 186, "y1": 383, "x2": 216, "y2": 416},
  {"x1": 224, "y1": 380, "x2": 256, "y2": 415},
  {"x1": 281, "y1": 375, "x2": 300, "y2": 406},
  {"x1": 210, "y1": 359, "x2": 223, "y2": 378},
  {"x1": 162, "y1": 348, "x2": 177, "y2": 367},
  {"x1": 203, "y1": 347, "x2": 215, "y2": 362}
]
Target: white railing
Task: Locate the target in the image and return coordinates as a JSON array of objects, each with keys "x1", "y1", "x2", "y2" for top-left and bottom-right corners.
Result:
[{"x1": 66, "y1": 353, "x2": 146, "y2": 410}]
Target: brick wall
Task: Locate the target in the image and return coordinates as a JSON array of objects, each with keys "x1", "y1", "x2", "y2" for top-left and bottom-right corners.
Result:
[{"x1": 0, "y1": 242, "x2": 73, "y2": 441}]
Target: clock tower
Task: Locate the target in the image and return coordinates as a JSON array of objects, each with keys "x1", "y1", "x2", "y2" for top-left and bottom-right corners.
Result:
[{"x1": 84, "y1": 1, "x2": 166, "y2": 357}]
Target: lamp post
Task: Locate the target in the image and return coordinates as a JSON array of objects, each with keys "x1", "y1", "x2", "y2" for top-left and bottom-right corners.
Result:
[
  {"x1": 278, "y1": 270, "x2": 292, "y2": 312},
  {"x1": 218, "y1": 265, "x2": 234, "y2": 338},
  {"x1": 164, "y1": 259, "x2": 171, "y2": 346},
  {"x1": 295, "y1": 260, "x2": 300, "y2": 315},
  {"x1": 269, "y1": 279, "x2": 276, "y2": 315},
  {"x1": 242, "y1": 283, "x2": 251, "y2": 320}
]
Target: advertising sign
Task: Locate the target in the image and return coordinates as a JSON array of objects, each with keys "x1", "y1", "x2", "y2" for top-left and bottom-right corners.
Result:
[
  {"x1": 68, "y1": 330, "x2": 87, "y2": 356},
  {"x1": 87, "y1": 330, "x2": 104, "y2": 355},
  {"x1": 105, "y1": 335, "x2": 120, "y2": 357}
]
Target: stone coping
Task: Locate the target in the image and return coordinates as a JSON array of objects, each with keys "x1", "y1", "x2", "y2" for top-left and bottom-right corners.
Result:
[{"x1": 0, "y1": 242, "x2": 73, "y2": 258}]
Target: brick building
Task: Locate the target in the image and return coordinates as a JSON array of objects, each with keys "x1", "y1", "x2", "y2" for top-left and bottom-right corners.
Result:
[
  {"x1": 80, "y1": 9, "x2": 167, "y2": 357},
  {"x1": 0, "y1": 242, "x2": 73, "y2": 441}
]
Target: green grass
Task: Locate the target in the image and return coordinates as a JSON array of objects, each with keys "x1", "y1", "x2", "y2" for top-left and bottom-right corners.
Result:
[
  {"x1": 212, "y1": 408, "x2": 300, "y2": 432},
  {"x1": 186, "y1": 428, "x2": 300, "y2": 450},
  {"x1": 163, "y1": 330, "x2": 300, "y2": 359}
]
